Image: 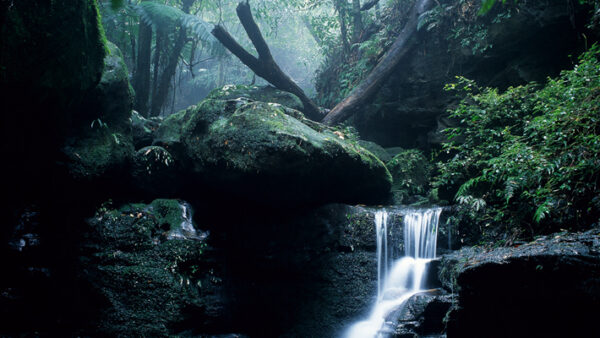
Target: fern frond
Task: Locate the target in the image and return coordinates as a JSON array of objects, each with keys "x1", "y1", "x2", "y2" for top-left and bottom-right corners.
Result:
[
  {"x1": 137, "y1": 2, "x2": 184, "y2": 29},
  {"x1": 135, "y1": 2, "x2": 224, "y2": 56}
]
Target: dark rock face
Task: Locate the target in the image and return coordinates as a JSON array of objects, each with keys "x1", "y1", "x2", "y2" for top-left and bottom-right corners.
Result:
[
  {"x1": 61, "y1": 41, "x2": 135, "y2": 184},
  {"x1": 390, "y1": 293, "x2": 452, "y2": 338},
  {"x1": 438, "y1": 228, "x2": 600, "y2": 338},
  {"x1": 0, "y1": 0, "x2": 108, "y2": 208},
  {"x1": 349, "y1": 0, "x2": 596, "y2": 149}
]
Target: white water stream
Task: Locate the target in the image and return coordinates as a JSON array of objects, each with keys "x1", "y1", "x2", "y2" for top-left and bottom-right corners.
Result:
[{"x1": 346, "y1": 208, "x2": 442, "y2": 338}]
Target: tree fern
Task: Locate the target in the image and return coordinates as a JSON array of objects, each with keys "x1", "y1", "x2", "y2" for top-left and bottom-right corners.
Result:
[{"x1": 136, "y1": 2, "x2": 224, "y2": 56}]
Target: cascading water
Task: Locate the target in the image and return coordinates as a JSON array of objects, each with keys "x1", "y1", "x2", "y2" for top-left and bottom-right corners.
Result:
[{"x1": 346, "y1": 207, "x2": 442, "y2": 338}]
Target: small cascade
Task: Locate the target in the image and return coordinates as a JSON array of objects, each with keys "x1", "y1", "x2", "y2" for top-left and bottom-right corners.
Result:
[
  {"x1": 346, "y1": 207, "x2": 442, "y2": 338},
  {"x1": 167, "y1": 202, "x2": 209, "y2": 241}
]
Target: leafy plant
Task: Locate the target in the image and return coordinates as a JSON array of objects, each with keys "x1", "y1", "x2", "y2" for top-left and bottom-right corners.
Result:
[{"x1": 435, "y1": 45, "x2": 600, "y2": 239}]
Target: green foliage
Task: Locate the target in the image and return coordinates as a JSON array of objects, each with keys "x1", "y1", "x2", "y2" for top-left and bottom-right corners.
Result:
[
  {"x1": 387, "y1": 149, "x2": 433, "y2": 205},
  {"x1": 435, "y1": 45, "x2": 600, "y2": 238},
  {"x1": 136, "y1": 2, "x2": 222, "y2": 55}
]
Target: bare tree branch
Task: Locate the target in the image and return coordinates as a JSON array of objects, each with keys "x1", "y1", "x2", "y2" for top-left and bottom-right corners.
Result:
[{"x1": 211, "y1": 1, "x2": 322, "y2": 121}]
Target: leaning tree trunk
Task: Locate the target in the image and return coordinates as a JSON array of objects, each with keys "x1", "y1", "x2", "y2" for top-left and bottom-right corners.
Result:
[
  {"x1": 211, "y1": 1, "x2": 322, "y2": 121},
  {"x1": 132, "y1": 20, "x2": 152, "y2": 116},
  {"x1": 321, "y1": 0, "x2": 433, "y2": 125}
]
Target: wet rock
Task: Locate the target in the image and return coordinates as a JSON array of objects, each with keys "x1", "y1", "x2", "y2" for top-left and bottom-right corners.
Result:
[
  {"x1": 80, "y1": 199, "x2": 224, "y2": 337},
  {"x1": 390, "y1": 292, "x2": 452, "y2": 338},
  {"x1": 438, "y1": 228, "x2": 600, "y2": 337}
]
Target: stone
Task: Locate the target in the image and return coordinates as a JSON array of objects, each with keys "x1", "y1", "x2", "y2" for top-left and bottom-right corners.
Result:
[
  {"x1": 62, "y1": 42, "x2": 135, "y2": 182},
  {"x1": 206, "y1": 84, "x2": 304, "y2": 111},
  {"x1": 438, "y1": 228, "x2": 600, "y2": 337},
  {"x1": 131, "y1": 111, "x2": 161, "y2": 149},
  {"x1": 359, "y1": 140, "x2": 393, "y2": 163},
  {"x1": 154, "y1": 99, "x2": 392, "y2": 205},
  {"x1": 80, "y1": 199, "x2": 224, "y2": 336}
]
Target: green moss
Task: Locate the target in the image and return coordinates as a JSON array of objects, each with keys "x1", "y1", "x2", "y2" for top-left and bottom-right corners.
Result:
[
  {"x1": 83, "y1": 199, "x2": 214, "y2": 336},
  {"x1": 64, "y1": 128, "x2": 134, "y2": 180},
  {"x1": 150, "y1": 199, "x2": 184, "y2": 231},
  {"x1": 358, "y1": 140, "x2": 392, "y2": 163},
  {"x1": 206, "y1": 84, "x2": 304, "y2": 111}
]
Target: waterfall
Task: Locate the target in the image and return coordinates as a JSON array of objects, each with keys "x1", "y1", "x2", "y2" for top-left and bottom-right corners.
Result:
[
  {"x1": 167, "y1": 202, "x2": 208, "y2": 241},
  {"x1": 375, "y1": 210, "x2": 388, "y2": 300},
  {"x1": 346, "y1": 207, "x2": 442, "y2": 338}
]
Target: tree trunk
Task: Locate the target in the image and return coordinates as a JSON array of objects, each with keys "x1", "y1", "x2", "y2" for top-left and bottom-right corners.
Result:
[
  {"x1": 302, "y1": 16, "x2": 322, "y2": 45},
  {"x1": 321, "y1": 0, "x2": 433, "y2": 125},
  {"x1": 151, "y1": 28, "x2": 165, "y2": 105},
  {"x1": 149, "y1": 0, "x2": 195, "y2": 117},
  {"x1": 211, "y1": 1, "x2": 322, "y2": 121},
  {"x1": 334, "y1": 0, "x2": 350, "y2": 54},
  {"x1": 352, "y1": 0, "x2": 363, "y2": 42},
  {"x1": 132, "y1": 20, "x2": 152, "y2": 116},
  {"x1": 149, "y1": 26, "x2": 187, "y2": 116}
]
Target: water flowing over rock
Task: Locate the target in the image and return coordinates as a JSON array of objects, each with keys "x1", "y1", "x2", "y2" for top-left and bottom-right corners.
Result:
[{"x1": 346, "y1": 207, "x2": 442, "y2": 338}]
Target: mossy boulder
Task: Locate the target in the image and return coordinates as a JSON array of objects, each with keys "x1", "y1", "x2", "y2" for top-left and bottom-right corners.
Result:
[
  {"x1": 386, "y1": 149, "x2": 432, "y2": 204},
  {"x1": 358, "y1": 140, "x2": 392, "y2": 163},
  {"x1": 81, "y1": 199, "x2": 224, "y2": 336},
  {"x1": 63, "y1": 128, "x2": 134, "y2": 180},
  {"x1": 154, "y1": 99, "x2": 392, "y2": 204},
  {"x1": 131, "y1": 111, "x2": 161, "y2": 149},
  {"x1": 206, "y1": 84, "x2": 304, "y2": 111},
  {"x1": 62, "y1": 41, "x2": 135, "y2": 181},
  {"x1": 84, "y1": 41, "x2": 134, "y2": 131}
]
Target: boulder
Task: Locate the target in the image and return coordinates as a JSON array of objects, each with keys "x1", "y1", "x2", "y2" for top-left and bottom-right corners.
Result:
[
  {"x1": 206, "y1": 84, "x2": 304, "y2": 111},
  {"x1": 62, "y1": 42, "x2": 134, "y2": 182},
  {"x1": 80, "y1": 199, "x2": 225, "y2": 336},
  {"x1": 358, "y1": 140, "x2": 392, "y2": 163},
  {"x1": 131, "y1": 111, "x2": 161, "y2": 149},
  {"x1": 83, "y1": 41, "x2": 134, "y2": 131},
  {"x1": 438, "y1": 228, "x2": 600, "y2": 337},
  {"x1": 389, "y1": 292, "x2": 452, "y2": 338},
  {"x1": 154, "y1": 99, "x2": 392, "y2": 205}
]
